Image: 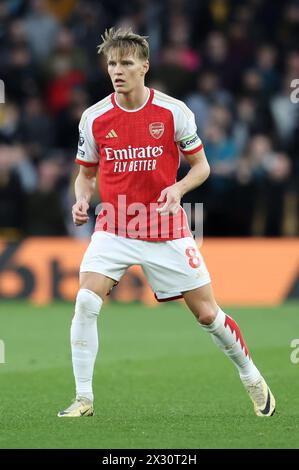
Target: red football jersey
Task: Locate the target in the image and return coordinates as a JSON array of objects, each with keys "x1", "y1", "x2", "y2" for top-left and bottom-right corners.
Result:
[{"x1": 75, "y1": 88, "x2": 203, "y2": 241}]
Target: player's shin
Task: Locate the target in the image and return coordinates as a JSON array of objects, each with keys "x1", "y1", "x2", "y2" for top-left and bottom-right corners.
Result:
[
  {"x1": 71, "y1": 288, "x2": 103, "y2": 402},
  {"x1": 200, "y1": 307, "x2": 261, "y2": 385}
]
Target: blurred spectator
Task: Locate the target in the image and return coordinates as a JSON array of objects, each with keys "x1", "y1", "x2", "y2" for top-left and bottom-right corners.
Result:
[
  {"x1": 280, "y1": 2, "x2": 299, "y2": 48},
  {"x1": 44, "y1": 27, "x2": 87, "y2": 113},
  {"x1": 8, "y1": 18, "x2": 28, "y2": 46},
  {"x1": 233, "y1": 96, "x2": 256, "y2": 153},
  {"x1": 0, "y1": 103, "x2": 21, "y2": 143},
  {"x1": 87, "y1": 54, "x2": 114, "y2": 103},
  {"x1": 186, "y1": 70, "x2": 232, "y2": 136},
  {"x1": 255, "y1": 45, "x2": 280, "y2": 97},
  {"x1": 9, "y1": 144, "x2": 36, "y2": 192},
  {"x1": 0, "y1": 145, "x2": 25, "y2": 237},
  {"x1": 68, "y1": 1, "x2": 108, "y2": 61},
  {"x1": 203, "y1": 123, "x2": 239, "y2": 235},
  {"x1": 233, "y1": 95, "x2": 274, "y2": 152},
  {"x1": 0, "y1": 3, "x2": 11, "y2": 58},
  {"x1": 24, "y1": 0, "x2": 59, "y2": 61},
  {"x1": 44, "y1": 27, "x2": 87, "y2": 79},
  {"x1": 23, "y1": 157, "x2": 68, "y2": 236},
  {"x1": 153, "y1": 10, "x2": 199, "y2": 97},
  {"x1": 3, "y1": 43, "x2": 39, "y2": 103},
  {"x1": 202, "y1": 31, "x2": 239, "y2": 90},
  {"x1": 240, "y1": 135, "x2": 291, "y2": 236},
  {"x1": 20, "y1": 95, "x2": 55, "y2": 161},
  {"x1": 285, "y1": 49, "x2": 299, "y2": 78},
  {"x1": 166, "y1": 13, "x2": 200, "y2": 71},
  {"x1": 155, "y1": 43, "x2": 195, "y2": 98},
  {"x1": 55, "y1": 86, "x2": 89, "y2": 151},
  {"x1": 228, "y1": 20, "x2": 253, "y2": 75},
  {"x1": 241, "y1": 68, "x2": 263, "y2": 99}
]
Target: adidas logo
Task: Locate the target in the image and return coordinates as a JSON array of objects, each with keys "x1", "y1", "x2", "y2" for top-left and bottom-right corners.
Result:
[{"x1": 105, "y1": 129, "x2": 118, "y2": 138}]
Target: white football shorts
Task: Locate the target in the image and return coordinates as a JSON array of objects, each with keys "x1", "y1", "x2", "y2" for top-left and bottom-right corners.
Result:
[{"x1": 80, "y1": 231, "x2": 211, "y2": 301}]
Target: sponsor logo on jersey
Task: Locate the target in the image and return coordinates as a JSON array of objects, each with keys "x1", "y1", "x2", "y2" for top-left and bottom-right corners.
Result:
[
  {"x1": 77, "y1": 149, "x2": 85, "y2": 157},
  {"x1": 104, "y1": 145, "x2": 164, "y2": 160},
  {"x1": 179, "y1": 134, "x2": 200, "y2": 150},
  {"x1": 78, "y1": 130, "x2": 85, "y2": 146},
  {"x1": 149, "y1": 122, "x2": 164, "y2": 139}
]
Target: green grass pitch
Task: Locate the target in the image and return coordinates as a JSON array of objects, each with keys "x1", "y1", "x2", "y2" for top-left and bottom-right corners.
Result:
[{"x1": 0, "y1": 300, "x2": 299, "y2": 449}]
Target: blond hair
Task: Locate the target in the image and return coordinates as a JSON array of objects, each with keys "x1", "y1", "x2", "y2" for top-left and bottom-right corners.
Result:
[{"x1": 97, "y1": 27, "x2": 149, "y2": 60}]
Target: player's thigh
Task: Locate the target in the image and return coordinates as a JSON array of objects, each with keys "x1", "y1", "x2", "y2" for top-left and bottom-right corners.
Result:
[
  {"x1": 142, "y1": 236, "x2": 211, "y2": 297},
  {"x1": 79, "y1": 272, "x2": 116, "y2": 300},
  {"x1": 80, "y1": 231, "x2": 136, "y2": 298}
]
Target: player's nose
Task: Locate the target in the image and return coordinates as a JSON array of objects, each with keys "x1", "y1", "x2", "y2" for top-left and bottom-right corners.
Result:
[{"x1": 114, "y1": 63, "x2": 123, "y2": 74}]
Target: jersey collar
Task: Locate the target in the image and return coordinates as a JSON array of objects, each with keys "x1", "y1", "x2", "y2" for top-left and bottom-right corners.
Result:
[{"x1": 112, "y1": 88, "x2": 153, "y2": 112}]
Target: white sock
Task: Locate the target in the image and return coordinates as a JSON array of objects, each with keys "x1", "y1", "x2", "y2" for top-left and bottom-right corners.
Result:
[
  {"x1": 200, "y1": 308, "x2": 261, "y2": 385},
  {"x1": 71, "y1": 288, "x2": 103, "y2": 401}
]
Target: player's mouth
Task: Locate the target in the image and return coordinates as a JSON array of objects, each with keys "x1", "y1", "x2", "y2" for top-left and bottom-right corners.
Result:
[{"x1": 114, "y1": 79, "x2": 125, "y2": 86}]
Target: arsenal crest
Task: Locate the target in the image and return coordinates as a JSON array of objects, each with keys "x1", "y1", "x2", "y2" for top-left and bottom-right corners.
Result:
[{"x1": 149, "y1": 122, "x2": 164, "y2": 139}]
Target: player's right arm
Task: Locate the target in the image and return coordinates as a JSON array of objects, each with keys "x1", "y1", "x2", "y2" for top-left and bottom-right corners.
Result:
[
  {"x1": 72, "y1": 166, "x2": 97, "y2": 226},
  {"x1": 73, "y1": 109, "x2": 99, "y2": 226}
]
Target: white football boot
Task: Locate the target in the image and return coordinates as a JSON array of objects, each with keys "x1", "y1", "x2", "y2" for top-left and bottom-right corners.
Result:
[
  {"x1": 57, "y1": 397, "x2": 94, "y2": 417},
  {"x1": 244, "y1": 376, "x2": 276, "y2": 417}
]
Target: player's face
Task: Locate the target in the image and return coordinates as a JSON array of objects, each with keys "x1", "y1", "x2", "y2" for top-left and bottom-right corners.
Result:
[{"x1": 107, "y1": 50, "x2": 149, "y2": 94}]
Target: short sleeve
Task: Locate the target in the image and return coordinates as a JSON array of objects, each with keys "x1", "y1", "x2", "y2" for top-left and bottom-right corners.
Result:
[
  {"x1": 75, "y1": 111, "x2": 99, "y2": 167},
  {"x1": 175, "y1": 104, "x2": 203, "y2": 155}
]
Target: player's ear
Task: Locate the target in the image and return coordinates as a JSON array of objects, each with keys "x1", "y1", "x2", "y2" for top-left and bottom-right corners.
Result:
[{"x1": 142, "y1": 60, "x2": 149, "y2": 75}]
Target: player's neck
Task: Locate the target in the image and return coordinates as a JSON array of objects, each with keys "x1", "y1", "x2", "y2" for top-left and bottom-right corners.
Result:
[{"x1": 115, "y1": 86, "x2": 149, "y2": 110}]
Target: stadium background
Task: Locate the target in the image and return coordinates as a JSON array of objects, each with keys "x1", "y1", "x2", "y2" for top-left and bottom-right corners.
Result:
[{"x1": 0, "y1": 0, "x2": 299, "y2": 449}]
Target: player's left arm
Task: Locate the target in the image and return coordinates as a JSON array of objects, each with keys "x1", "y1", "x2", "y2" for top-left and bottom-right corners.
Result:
[
  {"x1": 157, "y1": 102, "x2": 210, "y2": 215},
  {"x1": 156, "y1": 147, "x2": 209, "y2": 215},
  {"x1": 176, "y1": 146, "x2": 210, "y2": 195}
]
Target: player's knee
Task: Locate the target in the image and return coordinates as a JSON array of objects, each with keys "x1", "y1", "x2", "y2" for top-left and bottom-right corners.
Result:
[
  {"x1": 74, "y1": 288, "x2": 102, "y2": 321},
  {"x1": 194, "y1": 300, "x2": 217, "y2": 325},
  {"x1": 80, "y1": 271, "x2": 115, "y2": 301}
]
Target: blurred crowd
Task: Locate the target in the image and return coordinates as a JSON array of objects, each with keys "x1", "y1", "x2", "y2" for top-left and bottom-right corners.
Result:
[{"x1": 0, "y1": 0, "x2": 298, "y2": 238}]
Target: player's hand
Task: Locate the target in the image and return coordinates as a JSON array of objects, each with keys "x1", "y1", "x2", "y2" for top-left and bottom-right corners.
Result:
[
  {"x1": 156, "y1": 184, "x2": 182, "y2": 215},
  {"x1": 72, "y1": 198, "x2": 90, "y2": 226}
]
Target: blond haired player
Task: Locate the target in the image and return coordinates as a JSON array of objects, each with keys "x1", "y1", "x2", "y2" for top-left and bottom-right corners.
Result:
[{"x1": 58, "y1": 28, "x2": 275, "y2": 418}]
